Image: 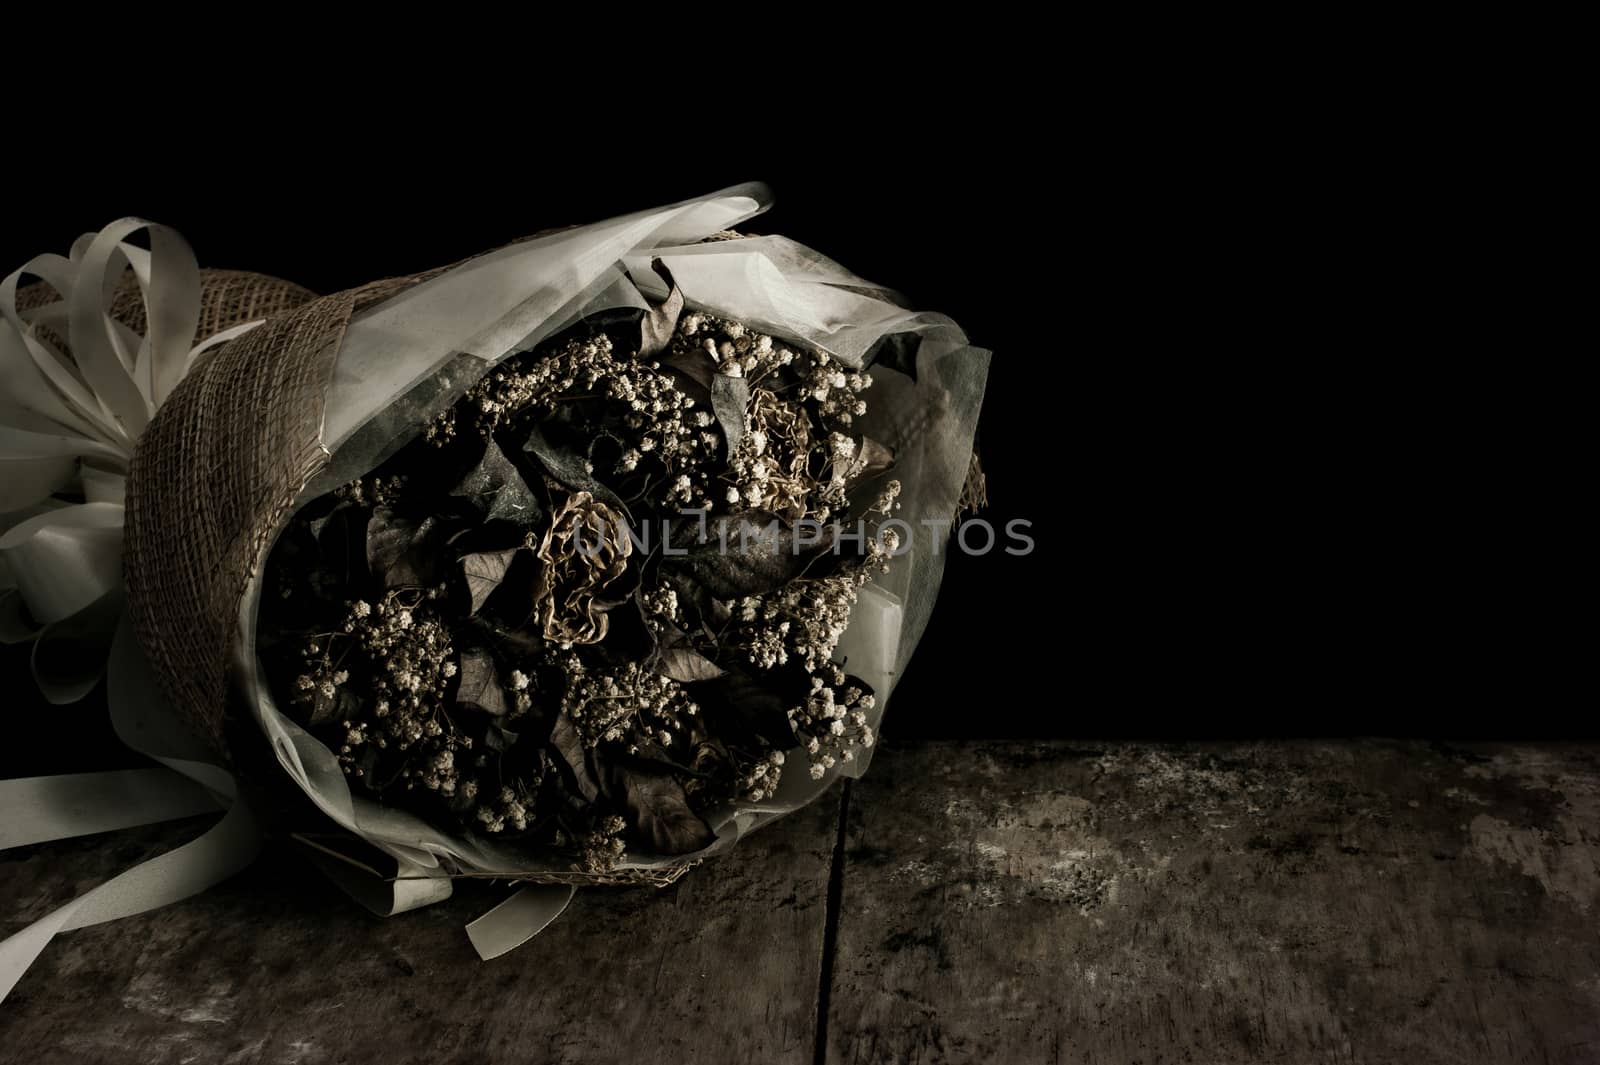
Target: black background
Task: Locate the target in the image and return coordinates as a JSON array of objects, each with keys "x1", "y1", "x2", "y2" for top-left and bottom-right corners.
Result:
[{"x1": 0, "y1": 130, "x2": 1565, "y2": 764}]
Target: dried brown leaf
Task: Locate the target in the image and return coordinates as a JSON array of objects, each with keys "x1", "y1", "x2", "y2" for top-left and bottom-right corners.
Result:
[
  {"x1": 460, "y1": 547, "x2": 519, "y2": 615},
  {"x1": 638, "y1": 259, "x2": 684, "y2": 359},
  {"x1": 655, "y1": 645, "x2": 726, "y2": 684},
  {"x1": 606, "y1": 760, "x2": 715, "y2": 856},
  {"x1": 455, "y1": 647, "x2": 509, "y2": 717}
]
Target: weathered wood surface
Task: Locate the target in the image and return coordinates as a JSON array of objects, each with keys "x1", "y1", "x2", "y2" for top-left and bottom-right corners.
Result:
[
  {"x1": 829, "y1": 741, "x2": 1600, "y2": 1065},
  {"x1": 0, "y1": 790, "x2": 840, "y2": 1065},
  {"x1": 4, "y1": 741, "x2": 1600, "y2": 1064}
]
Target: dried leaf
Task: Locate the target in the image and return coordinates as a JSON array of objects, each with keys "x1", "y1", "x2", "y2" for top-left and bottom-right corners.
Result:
[
  {"x1": 864, "y1": 330, "x2": 921, "y2": 381},
  {"x1": 549, "y1": 711, "x2": 600, "y2": 802},
  {"x1": 638, "y1": 259, "x2": 684, "y2": 359},
  {"x1": 460, "y1": 547, "x2": 519, "y2": 615},
  {"x1": 854, "y1": 437, "x2": 895, "y2": 484},
  {"x1": 308, "y1": 686, "x2": 360, "y2": 728},
  {"x1": 693, "y1": 670, "x2": 799, "y2": 749},
  {"x1": 663, "y1": 349, "x2": 714, "y2": 394},
  {"x1": 455, "y1": 647, "x2": 509, "y2": 717},
  {"x1": 711, "y1": 373, "x2": 749, "y2": 455},
  {"x1": 366, "y1": 507, "x2": 444, "y2": 590},
  {"x1": 483, "y1": 723, "x2": 520, "y2": 752},
  {"x1": 655, "y1": 645, "x2": 726, "y2": 684},
  {"x1": 604, "y1": 760, "x2": 715, "y2": 856},
  {"x1": 461, "y1": 615, "x2": 546, "y2": 660},
  {"x1": 449, "y1": 438, "x2": 542, "y2": 525},
  {"x1": 664, "y1": 511, "x2": 832, "y2": 599},
  {"x1": 577, "y1": 306, "x2": 650, "y2": 333},
  {"x1": 306, "y1": 503, "x2": 366, "y2": 587},
  {"x1": 523, "y1": 424, "x2": 630, "y2": 516}
]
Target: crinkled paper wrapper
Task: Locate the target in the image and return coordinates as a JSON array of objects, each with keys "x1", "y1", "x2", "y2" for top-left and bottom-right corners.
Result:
[{"x1": 233, "y1": 184, "x2": 991, "y2": 892}]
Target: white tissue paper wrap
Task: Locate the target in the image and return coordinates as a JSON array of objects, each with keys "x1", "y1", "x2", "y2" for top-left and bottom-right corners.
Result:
[{"x1": 0, "y1": 183, "x2": 990, "y2": 995}]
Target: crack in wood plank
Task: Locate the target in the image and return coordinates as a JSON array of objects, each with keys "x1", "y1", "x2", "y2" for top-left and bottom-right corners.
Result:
[{"x1": 813, "y1": 778, "x2": 851, "y2": 1065}]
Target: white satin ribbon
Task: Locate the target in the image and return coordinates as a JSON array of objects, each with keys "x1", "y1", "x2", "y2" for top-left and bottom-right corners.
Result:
[
  {"x1": 0, "y1": 621, "x2": 261, "y2": 1004},
  {"x1": 0, "y1": 219, "x2": 239, "y2": 704},
  {"x1": 0, "y1": 502, "x2": 123, "y2": 627},
  {"x1": 0, "y1": 802, "x2": 257, "y2": 1004},
  {"x1": 0, "y1": 768, "x2": 218, "y2": 851},
  {"x1": 0, "y1": 223, "x2": 274, "y2": 1005},
  {"x1": 466, "y1": 886, "x2": 576, "y2": 960}
]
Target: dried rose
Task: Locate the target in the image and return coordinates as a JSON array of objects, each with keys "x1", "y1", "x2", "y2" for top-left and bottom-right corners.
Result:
[{"x1": 532, "y1": 491, "x2": 631, "y2": 646}]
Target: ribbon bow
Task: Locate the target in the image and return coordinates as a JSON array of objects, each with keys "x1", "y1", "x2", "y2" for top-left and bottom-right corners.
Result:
[
  {"x1": 0, "y1": 220, "x2": 266, "y2": 697},
  {"x1": 0, "y1": 220, "x2": 271, "y2": 1003}
]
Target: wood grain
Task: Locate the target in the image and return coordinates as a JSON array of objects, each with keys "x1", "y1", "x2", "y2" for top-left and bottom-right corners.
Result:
[
  {"x1": 8, "y1": 742, "x2": 1600, "y2": 1064},
  {"x1": 0, "y1": 790, "x2": 841, "y2": 1065},
  {"x1": 827, "y1": 741, "x2": 1600, "y2": 1065}
]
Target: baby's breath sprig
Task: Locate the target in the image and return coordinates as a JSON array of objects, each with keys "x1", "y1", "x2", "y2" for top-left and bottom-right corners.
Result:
[
  {"x1": 558, "y1": 655, "x2": 700, "y2": 752},
  {"x1": 639, "y1": 582, "x2": 682, "y2": 637},
  {"x1": 334, "y1": 474, "x2": 408, "y2": 508},
  {"x1": 677, "y1": 313, "x2": 874, "y2": 521},
  {"x1": 737, "y1": 748, "x2": 786, "y2": 803},
  {"x1": 576, "y1": 814, "x2": 628, "y2": 874},
  {"x1": 789, "y1": 669, "x2": 876, "y2": 781},
  {"x1": 293, "y1": 591, "x2": 477, "y2": 802},
  {"x1": 728, "y1": 480, "x2": 902, "y2": 675},
  {"x1": 447, "y1": 333, "x2": 722, "y2": 511}
]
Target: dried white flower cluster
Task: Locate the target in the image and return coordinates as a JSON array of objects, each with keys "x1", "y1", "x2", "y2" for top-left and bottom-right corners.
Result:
[
  {"x1": 677, "y1": 313, "x2": 794, "y2": 380},
  {"x1": 789, "y1": 670, "x2": 876, "y2": 780},
  {"x1": 719, "y1": 479, "x2": 902, "y2": 779},
  {"x1": 677, "y1": 313, "x2": 871, "y2": 419},
  {"x1": 294, "y1": 592, "x2": 478, "y2": 800},
  {"x1": 577, "y1": 815, "x2": 628, "y2": 874},
  {"x1": 730, "y1": 480, "x2": 901, "y2": 675},
  {"x1": 726, "y1": 387, "x2": 812, "y2": 518},
  {"x1": 449, "y1": 333, "x2": 722, "y2": 509},
  {"x1": 677, "y1": 314, "x2": 876, "y2": 521},
  {"x1": 733, "y1": 580, "x2": 853, "y2": 675},
  {"x1": 639, "y1": 582, "x2": 682, "y2": 636},
  {"x1": 334, "y1": 474, "x2": 407, "y2": 508},
  {"x1": 737, "y1": 748, "x2": 786, "y2": 803},
  {"x1": 798, "y1": 352, "x2": 871, "y2": 429},
  {"x1": 558, "y1": 655, "x2": 700, "y2": 751},
  {"x1": 476, "y1": 782, "x2": 537, "y2": 835}
]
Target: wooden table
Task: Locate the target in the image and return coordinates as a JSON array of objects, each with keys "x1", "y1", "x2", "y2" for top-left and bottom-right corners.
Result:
[{"x1": 4, "y1": 740, "x2": 1598, "y2": 1064}]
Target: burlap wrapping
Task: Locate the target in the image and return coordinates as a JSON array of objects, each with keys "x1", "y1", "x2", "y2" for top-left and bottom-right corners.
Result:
[
  {"x1": 122, "y1": 270, "x2": 438, "y2": 758},
  {"x1": 121, "y1": 232, "x2": 591, "y2": 761}
]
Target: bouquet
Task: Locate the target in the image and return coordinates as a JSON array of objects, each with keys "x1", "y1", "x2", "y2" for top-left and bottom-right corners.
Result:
[{"x1": 0, "y1": 185, "x2": 989, "y2": 990}]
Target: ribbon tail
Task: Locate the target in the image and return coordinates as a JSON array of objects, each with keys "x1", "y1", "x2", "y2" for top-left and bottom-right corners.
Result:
[
  {"x1": 0, "y1": 769, "x2": 219, "y2": 850},
  {"x1": 0, "y1": 797, "x2": 259, "y2": 1004},
  {"x1": 299, "y1": 843, "x2": 455, "y2": 918},
  {"x1": 465, "y1": 884, "x2": 576, "y2": 961}
]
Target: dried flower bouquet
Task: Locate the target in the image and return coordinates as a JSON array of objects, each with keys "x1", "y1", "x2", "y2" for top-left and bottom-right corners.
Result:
[
  {"x1": 260, "y1": 301, "x2": 904, "y2": 871},
  {"x1": 0, "y1": 186, "x2": 989, "y2": 975}
]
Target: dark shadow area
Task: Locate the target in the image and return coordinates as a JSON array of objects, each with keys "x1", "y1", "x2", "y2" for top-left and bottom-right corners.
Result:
[{"x1": 1, "y1": 150, "x2": 1572, "y2": 745}]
